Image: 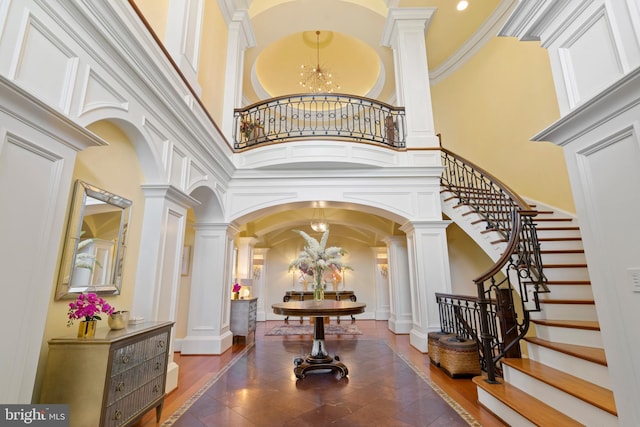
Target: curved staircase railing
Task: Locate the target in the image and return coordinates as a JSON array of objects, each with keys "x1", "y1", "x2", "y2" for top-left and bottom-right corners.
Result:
[{"x1": 438, "y1": 148, "x2": 548, "y2": 382}]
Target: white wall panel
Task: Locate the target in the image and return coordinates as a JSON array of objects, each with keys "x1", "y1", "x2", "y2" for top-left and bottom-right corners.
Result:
[
  {"x1": 11, "y1": 12, "x2": 78, "y2": 113},
  {"x1": 169, "y1": 145, "x2": 187, "y2": 188},
  {"x1": 574, "y1": 123, "x2": 640, "y2": 427},
  {"x1": 0, "y1": 132, "x2": 64, "y2": 403},
  {"x1": 187, "y1": 159, "x2": 208, "y2": 189},
  {"x1": 560, "y1": 6, "x2": 622, "y2": 109},
  {"x1": 78, "y1": 67, "x2": 129, "y2": 116}
]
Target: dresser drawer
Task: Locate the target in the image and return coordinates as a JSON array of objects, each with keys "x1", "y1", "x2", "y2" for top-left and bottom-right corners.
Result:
[
  {"x1": 107, "y1": 353, "x2": 166, "y2": 405},
  {"x1": 104, "y1": 375, "x2": 165, "y2": 427}
]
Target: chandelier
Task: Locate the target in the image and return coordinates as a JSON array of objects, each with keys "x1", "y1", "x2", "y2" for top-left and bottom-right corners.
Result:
[
  {"x1": 310, "y1": 207, "x2": 328, "y2": 232},
  {"x1": 299, "y1": 31, "x2": 340, "y2": 93}
]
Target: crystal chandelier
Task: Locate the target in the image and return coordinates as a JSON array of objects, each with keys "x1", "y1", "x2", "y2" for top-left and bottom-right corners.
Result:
[{"x1": 299, "y1": 31, "x2": 340, "y2": 93}]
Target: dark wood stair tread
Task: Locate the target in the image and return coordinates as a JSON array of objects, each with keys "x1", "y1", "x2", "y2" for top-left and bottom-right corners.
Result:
[
  {"x1": 543, "y1": 263, "x2": 588, "y2": 268},
  {"x1": 534, "y1": 217, "x2": 574, "y2": 222},
  {"x1": 502, "y1": 358, "x2": 616, "y2": 415},
  {"x1": 473, "y1": 376, "x2": 584, "y2": 426},
  {"x1": 536, "y1": 225, "x2": 580, "y2": 230},
  {"x1": 538, "y1": 236, "x2": 582, "y2": 241},
  {"x1": 540, "y1": 299, "x2": 594, "y2": 304},
  {"x1": 544, "y1": 280, "x2": 591, "y2": 285},
  {"x1": 531, "y1": 319, "x2": 600, "y2": 330},
  {"x1": 525, "y1": 336, "x2": 607, "y2": 366}
]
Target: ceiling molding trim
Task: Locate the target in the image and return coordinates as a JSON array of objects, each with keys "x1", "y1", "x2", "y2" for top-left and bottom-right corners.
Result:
[
  {"x1": 497, "y1": 0, "x2": 577, "y2": 43},
  {"x1": 429, "y1": 0, "x2": 518, "y2": 85}
]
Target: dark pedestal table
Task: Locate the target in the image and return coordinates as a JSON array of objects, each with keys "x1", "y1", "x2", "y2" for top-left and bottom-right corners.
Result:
[{"x1": 271, "y1": 300, "x2": 366, "y2": 379}]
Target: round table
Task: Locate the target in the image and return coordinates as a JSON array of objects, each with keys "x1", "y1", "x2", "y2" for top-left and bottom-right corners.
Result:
[{"x1": 271, "y1": 300, "x2": 366, "y2": 379}]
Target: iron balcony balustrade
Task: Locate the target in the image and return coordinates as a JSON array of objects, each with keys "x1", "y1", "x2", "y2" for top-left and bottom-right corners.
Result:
[
  {"x1": 233, "y1": 93, "x2": 406, "y2": 149},
  {"x1": 437, "y1": 148, "x2": 549, "y2": 383}
]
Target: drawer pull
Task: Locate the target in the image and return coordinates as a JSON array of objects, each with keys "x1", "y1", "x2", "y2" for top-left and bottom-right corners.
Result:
[
  {"x1": 121, "y1": 355, "x2": 130, "y2": 364},
  {"x1": 115, "y1": 382, "x2": 125, "y2": 392},
  {"x1": 155, "y1": 361, "x2": 161, "y2": 370},
  {"x1": 153, "y1": 384, "x2": 160, "y2": 393},
  {"x1": 114, "y1": 410, "x2": 122, "y2": 420},
  {"x1": 157, "y1": 340, "x2": 165, "y2": 348}
]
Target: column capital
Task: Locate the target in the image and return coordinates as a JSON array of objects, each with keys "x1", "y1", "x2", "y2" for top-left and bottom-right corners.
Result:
[
  {"x1": 141, "y1": 184, "x2": 200, "y2": 209},
  {"x1": 400, "y1": 220, "x2": 452, "y2": 234},
  {"x1": 381, "y1": 7, "x2": 437, "y2": 47}
]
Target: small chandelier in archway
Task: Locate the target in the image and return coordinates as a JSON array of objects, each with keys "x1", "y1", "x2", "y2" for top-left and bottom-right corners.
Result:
[{"x1": 310, "y1": 207, "x2": 328, "y2": 232}]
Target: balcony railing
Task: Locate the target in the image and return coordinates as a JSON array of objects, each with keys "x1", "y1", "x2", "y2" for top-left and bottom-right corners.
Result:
[{"x1": 233, "y1": 93, "x2": 406, "y2": 149}]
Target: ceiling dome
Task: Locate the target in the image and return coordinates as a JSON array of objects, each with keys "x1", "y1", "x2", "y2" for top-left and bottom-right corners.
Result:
[{"x1": 254, "y1": 31, "x2": 381, "y2": 98}]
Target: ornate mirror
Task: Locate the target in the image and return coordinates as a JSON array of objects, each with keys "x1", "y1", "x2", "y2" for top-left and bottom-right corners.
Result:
[{"x1": 56, "y1": 180, "x2": 132, "y2": 299}]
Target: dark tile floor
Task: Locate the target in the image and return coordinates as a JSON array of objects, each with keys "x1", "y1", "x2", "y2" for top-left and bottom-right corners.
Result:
[{"x1": 165, "y1": 324, "x2": 478, "y2": 426}]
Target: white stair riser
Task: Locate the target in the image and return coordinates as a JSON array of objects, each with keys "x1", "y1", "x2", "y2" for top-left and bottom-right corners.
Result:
[
  {"x1": 543, "y1": 267, "x2": 590, "y2": 281},
  {"x1": 476, "y1": 388, "x2": 537, "y2": 427},
  {"x1": 536, "y1": 228, "x2": 582, "y2": 238},
  {"x1": 540, "y1": 252, "x2": 586, "y2": 264},
  {"x1": 525, "y1": 343, "x2": 611, "y2": 389},
  {"x1": 533, "y1": 323, "x2": 603, "y2": 348},
  {"x1": 538, "y1": 240, "x2": 584, "y2": 251},
  {"x1": 539, "y1": 284, "x2": 593, "y2": 300},
  {"x1": 503, "y1": 365, "x2": 618, "y2": 426},
  {"x1": 532, "y1": 303, "x2": 598, "y2": 321}
]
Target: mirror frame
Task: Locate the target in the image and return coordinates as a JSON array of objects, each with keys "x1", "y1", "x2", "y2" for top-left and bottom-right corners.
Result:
[{"x1": 56, "y1": 180, "x2": 132, "y2": 300}]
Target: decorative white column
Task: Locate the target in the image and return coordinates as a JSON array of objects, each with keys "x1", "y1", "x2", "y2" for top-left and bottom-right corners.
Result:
[
  {"x1": 131, "y1": 185, "x2": 198, "y2": 392},
  {"x1": 372, "y1": 247, "x2": 391, "y2": 320},
  {"x1": 180, "y1": 222, "x2": 238, "y2": 355},
  {"x1": 381, "y1": 8, "x2": 439, "y2": 148},
  {"x1": 253, "y1": 248, "x2": 269, "y2": 321},
  {"x1": 401, "y1": 220, "x2": 452, "y2": 352},
  {"x1": 221, "y1": 10, "x2": 255, "y2": 139},
  {"x1": 384, "y1": 236, "x2": 412, "y2": 334}
]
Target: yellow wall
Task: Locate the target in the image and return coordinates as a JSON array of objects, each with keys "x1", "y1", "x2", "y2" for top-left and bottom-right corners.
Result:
[
  {"x1": 133, "y1": 0, "x2": 229, "y2": 126},
  {"x1": 133, "y1": 0, "x2": 169, "y2": 38},
  {"x1": 447, "y1": 223, "x2": 495, "y2": 295},
  {"x1": 35, "y1": 121, "x2": 146, "y2": 401},
  {"x1": 198, "y1": 1, "x2": 228, "y2": 125},
  {"x1": 432, "y1": 37, "x2": 576, "y2": 213}
]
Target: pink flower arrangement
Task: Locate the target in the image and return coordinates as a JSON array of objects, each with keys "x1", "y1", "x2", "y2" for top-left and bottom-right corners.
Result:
[
  {"x1": 67, "y1": 293, "x2": 115, "y2": 326},
  {"x1": 232, "y1": 282, "x2": 241, "y2": 293}
]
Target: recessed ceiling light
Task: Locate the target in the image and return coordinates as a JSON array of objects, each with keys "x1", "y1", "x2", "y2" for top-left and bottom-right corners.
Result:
[{"x1": 457, "y1": 1, "x2": 469, "y2": 11}]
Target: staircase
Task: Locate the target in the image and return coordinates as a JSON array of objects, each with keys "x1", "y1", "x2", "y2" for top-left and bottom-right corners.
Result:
[{"x1": 446, "y1": 198, "x2": 619, "y2": 426}]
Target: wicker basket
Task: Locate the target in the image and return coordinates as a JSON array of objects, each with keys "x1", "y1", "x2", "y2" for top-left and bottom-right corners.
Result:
[
  {"x1": 438, "y1": 336, "x2": 481, "y2": 378},
  {"x1": 427, "y1": 332, "x2": 454, "y2": 366}
]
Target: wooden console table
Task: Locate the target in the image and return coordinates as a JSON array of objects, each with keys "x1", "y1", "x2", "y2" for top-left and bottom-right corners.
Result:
[
  {"x1": 283, "y1": 290, "x2": 357, "y2": 323},
  {"x1": 272, "y1": 300, "x2": 366, "y2": 379}
]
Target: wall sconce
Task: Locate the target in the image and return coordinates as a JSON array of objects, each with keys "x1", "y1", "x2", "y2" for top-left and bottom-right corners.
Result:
[
  {"x1": 252, "y1": 258, "x2": 263, "y2": 280},
  {"x1": 377, "y1": 258, "x2": 388, "y2": 279}
]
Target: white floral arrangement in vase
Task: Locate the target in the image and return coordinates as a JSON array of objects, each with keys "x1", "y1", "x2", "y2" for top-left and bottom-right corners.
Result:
[{"x1": 288, "y1": 227, "x2": 351, "y2": 301}]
